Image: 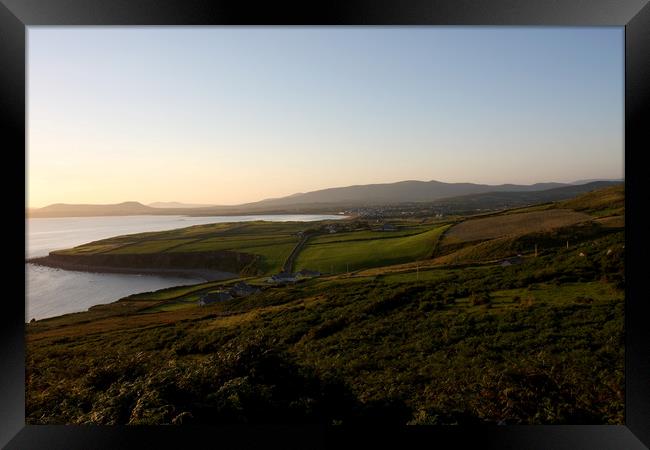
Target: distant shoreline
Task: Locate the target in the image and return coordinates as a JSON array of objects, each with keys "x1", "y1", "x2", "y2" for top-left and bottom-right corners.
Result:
[{"x1": 27, "y1": 257, "x2": 238, "y2": 282}]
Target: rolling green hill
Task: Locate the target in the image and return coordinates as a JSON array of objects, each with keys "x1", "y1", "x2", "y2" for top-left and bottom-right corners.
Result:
[
  {"x1": 45, "y1": 221, "x2": 306, "y2": 275},
  {"x1": 441, "y1": 209, "x2": 591, "y2": 246},
  {"x1": 26, "y1": 227, "x2": 624, "y2": 425},
  {"x1": 25, "y1": 185, "x2": 625, "y2": 426},
  {"x1": 558, "y1": 184, "x2": 624, "y2": 216}
]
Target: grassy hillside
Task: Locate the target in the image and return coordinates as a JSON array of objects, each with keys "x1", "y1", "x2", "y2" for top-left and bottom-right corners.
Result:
[
  {"x1": 26, "y1": 185, "x2": 625, "y2": 425},
  {"x1": 295, "y1": 225, "x2": 449, "y2": 274},
  {"x1": 50, "y1": 221, "x2": 308, "y2": 275},
  {"x1": 26, "y1": 227, "x2": 624, "y2": 425},
  {"x1": 45, "y1": 220, "x2": 450, "y2": 277},
  {"x1": 429, "y1": 180, "x2": 621, "y2": 212},
  {"x1": 432, "y1": 185, "x2": 625, "y2": 266},
  {"x1": 558, "y1": 184, "x2": 624, "y2": 217},
  {"x1": 441, "y1": 209, "x2": 591, "y2": 246},
  {"x1": 308, "y1": 225, "x2": 434, "y2": 244}
]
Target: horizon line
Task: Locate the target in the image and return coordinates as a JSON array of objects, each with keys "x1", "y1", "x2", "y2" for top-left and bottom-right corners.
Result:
[{"x1": 27, "y1": 176, "x2": 624, "y2": 209}]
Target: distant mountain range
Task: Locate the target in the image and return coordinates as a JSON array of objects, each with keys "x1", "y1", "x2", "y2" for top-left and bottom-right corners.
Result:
[
  {"x1": 31, "y1": 201, "x2": 157, "y2": 218},
  {"x1": 570, "y1": 178, "x2": 623, "y2": 185},
  {"x1": 148, "y1": 202, "x2": 215, "y2": 209},
  {"x1": 27, "y1": 179, "x2": 623, "y2": 218},
  {"x1": 430, "y1": 181, "x2": 622, "y2": 210}
]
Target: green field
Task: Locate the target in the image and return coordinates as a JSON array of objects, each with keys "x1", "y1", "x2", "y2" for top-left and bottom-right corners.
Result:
[
  {"x1": 54, "y1": 221, "x2": 307, "y2": 275},
  {"x1": 309, "y1": 225, "x2": 435, "y2": 245},
  {"x1": 106, "y1": 239, "x2": 197, "y2": 254},
  {"x1": 160, "y1": 222, "x2": 240, "y2": 238},
  {"x1": 241, "y1": 242, "x2": 298, "y2": 273},
  {"x1": 63, "y1": 221, "x2": 304, "y2": 254},
  {"x1": 55, "y1": 242, "x2": 125, "y2": 255},
  {"x1": 167, "y1": 235, "x2": 296, "y2": 253},
  {"x1": 50, "y1": 220, "x2": 453, "y2": 276},
  {"x1": 295, "y1": 225, "x2": 449, "y2": 273}
]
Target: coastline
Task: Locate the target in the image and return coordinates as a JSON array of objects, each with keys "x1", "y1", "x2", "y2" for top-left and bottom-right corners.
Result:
[{"x1": 27, "y1": 257, "x2": 238, "y2": 282}]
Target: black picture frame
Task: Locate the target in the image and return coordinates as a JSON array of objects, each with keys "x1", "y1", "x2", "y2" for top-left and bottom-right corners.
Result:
[{"x1": 3, "y1": 1, "x2": 649, "y2": 448}]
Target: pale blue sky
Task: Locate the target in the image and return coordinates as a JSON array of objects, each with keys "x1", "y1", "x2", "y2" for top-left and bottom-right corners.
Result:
[{"x1": 28, "y1": 27, "x2": 624, "y2": 207}]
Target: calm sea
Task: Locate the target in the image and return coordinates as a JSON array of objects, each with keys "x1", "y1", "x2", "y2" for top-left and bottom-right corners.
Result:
[{"x1": 26, "y1": 214, "x2": 345, "y2": 320}]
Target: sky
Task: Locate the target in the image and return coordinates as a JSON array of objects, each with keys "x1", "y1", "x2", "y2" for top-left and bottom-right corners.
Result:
[{"x1": 27, "y1": 27, "x2": 624, "y2": 208}]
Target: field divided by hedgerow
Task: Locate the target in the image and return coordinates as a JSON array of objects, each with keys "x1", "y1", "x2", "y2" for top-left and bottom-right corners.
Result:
[
  {"x1": 441, "y1": 209, "x2": 592, "y2": 246},
  {"x1": 295, "y1": 225, "x2": 449, "y2": 274}
]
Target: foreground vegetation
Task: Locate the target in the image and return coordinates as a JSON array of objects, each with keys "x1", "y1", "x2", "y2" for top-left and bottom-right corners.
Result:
[{"x1": 26, "y1": 185, "x2": 625, "y2": 425}]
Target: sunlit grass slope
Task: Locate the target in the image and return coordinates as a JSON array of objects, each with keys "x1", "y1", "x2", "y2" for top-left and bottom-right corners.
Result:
[{"x1": 295, "y1": 225, "x2": 449, "y2": 273}]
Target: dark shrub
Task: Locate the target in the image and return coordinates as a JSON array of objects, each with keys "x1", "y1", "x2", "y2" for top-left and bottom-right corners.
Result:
[
  {"x1": 364, "y1": 286, "x2": 424, "y2": 315},
  {"x1": 308, "y1": 317, "x2": 349, "y2": 340}
]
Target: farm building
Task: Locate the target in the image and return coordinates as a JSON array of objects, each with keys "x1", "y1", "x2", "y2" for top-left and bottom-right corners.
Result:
[{"x1": 198, "y1": 291, "x2": 233, "y2": 306}]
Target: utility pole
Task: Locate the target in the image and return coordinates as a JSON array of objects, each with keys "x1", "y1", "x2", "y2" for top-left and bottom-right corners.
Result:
[{"x1": 566, "y1": 240, "x2": 569, "y2": 249}]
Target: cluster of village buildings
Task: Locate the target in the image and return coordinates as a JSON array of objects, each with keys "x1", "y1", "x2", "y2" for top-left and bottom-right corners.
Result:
[
  {"x1": 321, "y1": 221, "x2": 399, "y2": 234},
  {"x1": 339, "y1": 205, "x2": 448, "y2": 219}
]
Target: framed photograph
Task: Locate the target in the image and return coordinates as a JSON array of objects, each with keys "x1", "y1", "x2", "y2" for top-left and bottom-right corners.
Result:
[{"x1": 3, "y1": 0, "x2": 649, "y2": 448}]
